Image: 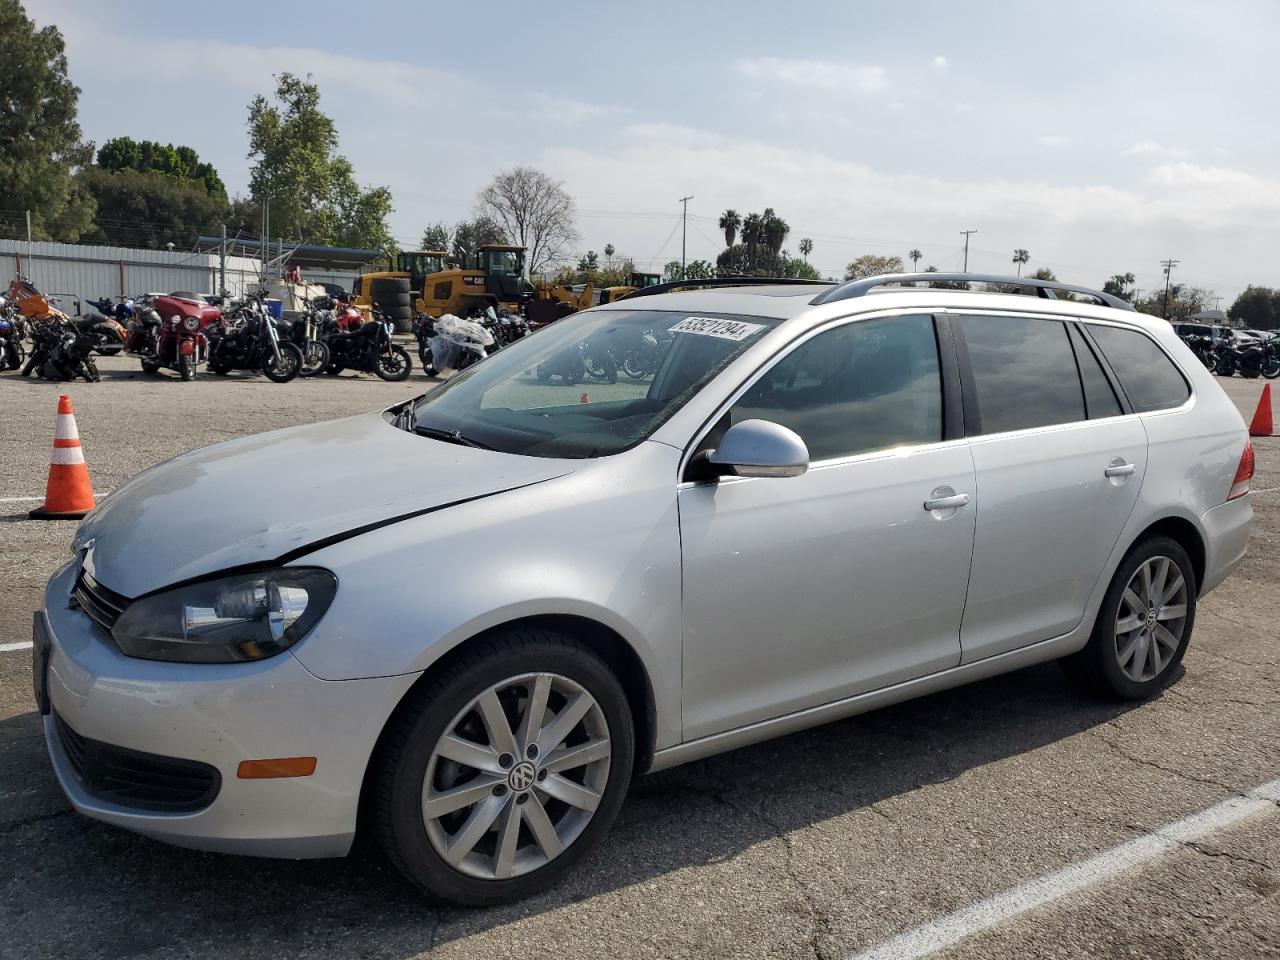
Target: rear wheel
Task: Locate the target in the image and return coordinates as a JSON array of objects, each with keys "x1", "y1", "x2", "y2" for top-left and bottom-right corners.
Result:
[
  {"x1": 375, "y1": 631, "x2": 634, "y2": 906},
  {"x1": 262, "y1": 342, "x2": 303, "y2": 383},
  {"x1": 141, "y1": 359, "x2": 161, "y2": 375},
  {"x1": 1264, "y1": 357, "x2": 1280, "y2": 379},
  {"x1": 1061, "y1": 536, "x2": 1196, "y2": 699},
  {"x1": 418, "y1": 343, "x2": 437, "y2": 376}
]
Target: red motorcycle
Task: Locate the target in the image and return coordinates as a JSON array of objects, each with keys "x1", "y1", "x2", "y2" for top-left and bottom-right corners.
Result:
[{"x1": 126, "y1": 293, "x2": 219, "y2": 380}]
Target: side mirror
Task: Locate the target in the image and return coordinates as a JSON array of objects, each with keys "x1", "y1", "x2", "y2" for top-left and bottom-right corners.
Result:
[{"x1": 703, "y1": 419, "x2": 809, "y2": 479}]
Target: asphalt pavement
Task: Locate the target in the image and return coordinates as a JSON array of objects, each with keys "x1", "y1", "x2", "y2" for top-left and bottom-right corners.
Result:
[{"x1": 1, "y1": 354, "x2": 1277, "y2": 959}]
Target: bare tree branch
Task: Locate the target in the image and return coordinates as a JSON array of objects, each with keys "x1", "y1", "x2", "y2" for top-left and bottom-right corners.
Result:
[{"x1": 474, "y1": 167, "x2": 578, "y2": 275}]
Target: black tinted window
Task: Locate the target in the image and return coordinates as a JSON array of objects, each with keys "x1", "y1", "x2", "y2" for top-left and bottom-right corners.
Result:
[
  {"x1": 958, "y1": 315, "x2": 1084, "y2": 434},
  {"x1": 1088, "y1": 325, "x2": 1190, "y2": 413},
  {"x1": 1068, "y1": 324, "x2": 1123, "y2": 419},
  {"x1": 729, "y1": 314, "x2": 942, "y2": 461}
]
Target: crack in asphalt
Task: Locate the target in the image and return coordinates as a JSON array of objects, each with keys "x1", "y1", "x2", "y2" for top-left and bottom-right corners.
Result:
[{"x1": 1086, "y1": 724, "x2": 1241, "y2": 795}]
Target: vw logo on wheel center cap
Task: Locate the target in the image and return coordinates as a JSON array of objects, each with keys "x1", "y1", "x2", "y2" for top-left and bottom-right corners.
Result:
[
  {"x1": 508, "y1": 761, "x2": 537, "y2": 792},
  {"x1": 1145, "y1": 609, "x2": 1158, "y2": 629}
]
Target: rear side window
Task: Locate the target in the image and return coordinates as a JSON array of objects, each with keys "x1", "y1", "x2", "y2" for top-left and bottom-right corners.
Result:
[
  {"x1": 1087, "y1": 325, "x2": 1190, "y2": 413},
  {"x1": 1068, "y1": 324, "x2": 1123, "y2": 419},
  {"x1": 957, "y1": 314, "x2": 1084, "y2": 434}
]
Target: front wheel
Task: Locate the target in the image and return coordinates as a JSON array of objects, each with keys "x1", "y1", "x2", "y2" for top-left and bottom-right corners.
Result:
[
  {"x1": 1060, "y1": 536, "x2": 1196, "y2": 699},
  {"x1": 1215, "y1": 354, "x2": 1236, "y2": 377},
  {"x1": 1263, "y1": 357, "x2": 1280, "y2": 379},
  {"x1": 179, "y1": 355, "x2": 195, "y2": 381},
  {"x1": 262, "y1": 342, "x2": 303, "y2": 383},
  {"x1": 419, "y1": 343, "x2": 437, "y2": 377},
  {"x1": 375, "y1": 631, "x2": 634, "y2": 906},
  {"x1": 375, "y1": 345, "x2": 413, "y2": 381},
  {"x1": 299, "y1": 340, "x2": 330, "y2": 377}
]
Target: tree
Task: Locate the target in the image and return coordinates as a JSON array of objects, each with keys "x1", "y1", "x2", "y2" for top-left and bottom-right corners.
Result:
[
  {"x1": 782, "y1": 255, "x2": 821, "y2": 280},
  {"x1": 1102, "y1": 272, "x2": 1136, "y2": 302},
  {"x1": 420, "y1": 221, "x2": 451, "y2": 252},
  {"x1": 1012, "y1": 248, "x2": 1030, "y2": 277},
  {"x1": 96, "y1": 137, "x2": 226, "y2": 201},
  {"x1": 762, "y1": 208, "x2": 789, "y2": 256},
  {"x1": 844, "y1": 254, "x2": 905, "y2": 280},
  {"x1": 664, "y1": 259, "x2": 716, "y2": 281},
  {"x1": 0, "y1": 0, "x2": 95, "y2": 241},
  {"x1": 798, "y1": 237, "x2": 813, "y2": 262},
  {"x1": 246, "y1": 73, "x2": 394, "y2": 252},
  {"x1": 908, "y1": 248, "x2": 923, "y2": 271},
  {"x1": 719, "y1": 209, "x2": 740, "y2": 249},
  {"x1": 79, "y1": 167, "x2": 226, "y2": 249},
  {"x1": 1228, "y1": 287, "x2": 1280, "y2": 330},
  {"x1": 1028, "y1": 266, "x2": 1057, "y2": 281},
  {"x1": 475, "y1": 166, "x2": 578, "y2": 275},
  {"x1": 449, "y1": 216, "x2": 506, "y2": 266}
]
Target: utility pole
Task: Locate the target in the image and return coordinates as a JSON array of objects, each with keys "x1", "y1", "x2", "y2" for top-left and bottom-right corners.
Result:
[
  {"x1": 25, "y1": 210, "x2": 32, "y2": 281},
  {"x1": 1160, "y1": 258, "x2": 1180, "y2": 319},
  {"x1": 218, "y1": 224, "x2": 227, "y2": 294},
  {"x1": 960, "y1": 229, "x2": 978, "y2": 272},
  {"x1": 679, "y1": 195, "x2": 694, "y2": 276}
]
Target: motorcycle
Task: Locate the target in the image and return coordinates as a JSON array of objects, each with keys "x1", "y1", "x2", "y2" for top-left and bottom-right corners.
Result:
[
  {"x1": 126, "y1": 293, "x2": 218, "y2": 380},
  {"x1": 426, "y1": 313, "x2": 492, "y2": 376},
  {"x1": 279, "y1": 297, "x2": 332, "y2": 377},
  {"x1": 322, "y1": 309, "x2": 412, "y2": 381},
  {"x1": 206, "y1": 293, "x2": 304, "y2": 383},
  {"x1": 21, "y1": 317, "x2": 100, "y2": 382},
  {"x1": 418, "y1": 307, "x2": 527, "y2": 376},
  {"x1": 0, "y1": 313, "x2": 24, "y2": 371},
  {"x1": 81, "y1": 297, "x2": 133, "y2": 356},
  {"x1": 1233, "y1": 338, "x2": 1280, "y2": 379}
]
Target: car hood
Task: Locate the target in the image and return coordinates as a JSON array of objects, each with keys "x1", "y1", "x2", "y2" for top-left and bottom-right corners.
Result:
[{"x1": 74, "y1": 412, "x2": 580, "y2": 598}]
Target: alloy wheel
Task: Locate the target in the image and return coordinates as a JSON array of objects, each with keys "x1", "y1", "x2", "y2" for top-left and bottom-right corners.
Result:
[
  {"x1": 421, "y1": 672, "x2": 612, "y2": 881},
  {"x1": 1114, "y1": 555, "x2": 1188, "y2": 682}
]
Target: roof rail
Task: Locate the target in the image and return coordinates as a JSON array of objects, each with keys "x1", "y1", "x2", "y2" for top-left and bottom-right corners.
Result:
[
  {"x1": 809, "y1": 273, "x2": 1135, "y2": 311},
  {"x1": 617, "y1": 276, "x2": 832, "y2": 301}
]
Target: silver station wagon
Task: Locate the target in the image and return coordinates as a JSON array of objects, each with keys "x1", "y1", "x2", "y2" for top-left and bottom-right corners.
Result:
[{"x1": 36, "y1": 273, "x2": 1254, "y2": 904}]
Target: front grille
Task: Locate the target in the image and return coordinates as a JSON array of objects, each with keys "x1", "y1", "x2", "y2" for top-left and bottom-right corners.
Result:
[
  {"x1": 73, "y1": 569, "x2": 128, "y2": 632},
  {"x1": 54, "y1": 713, "x2": 221, "y2": 813}
]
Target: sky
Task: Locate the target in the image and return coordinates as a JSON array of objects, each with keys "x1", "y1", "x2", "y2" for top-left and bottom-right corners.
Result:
[{"x1": 29, "y1": 0, "x2": 1280, "y2": 303}]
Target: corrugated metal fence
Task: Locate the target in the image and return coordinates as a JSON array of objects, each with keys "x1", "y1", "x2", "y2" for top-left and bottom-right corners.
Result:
[{"x1": 0, "y1": 240, "x2": 361, "y2": 307}]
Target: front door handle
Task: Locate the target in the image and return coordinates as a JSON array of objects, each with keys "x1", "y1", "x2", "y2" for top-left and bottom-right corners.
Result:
[
  {"x1": 1104, "y1": 462, "x2": 1136, "y2": 478},
  {"x1": 923, "y1": 493, "x2": 970, "y2": 511}
]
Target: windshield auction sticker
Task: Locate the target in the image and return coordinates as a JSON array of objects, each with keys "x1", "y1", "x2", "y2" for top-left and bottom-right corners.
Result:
[{"x1": 669, "y1": 316, "x2": 766, "y2": 341}]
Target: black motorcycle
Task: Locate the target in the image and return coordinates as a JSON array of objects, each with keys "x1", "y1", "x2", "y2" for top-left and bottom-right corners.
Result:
[
  {"x1": 0, "y1": 315, "x2": 24, "y2": 371},
  {"x1": 21, "y1": 318, "x2": 100, "y2": 382},
  {"x1": 1233, "y1": 339, "x2": 1280, "y2": 379},
  {"x1": 322, "y1": 314, "x2": 412, "y2": 380},
  {"x1": 206, "y1": 297, "x2": 303, "y2": 383},
  {"x1": 279, "y1": 298, "x2": 332, "y2": 377}
]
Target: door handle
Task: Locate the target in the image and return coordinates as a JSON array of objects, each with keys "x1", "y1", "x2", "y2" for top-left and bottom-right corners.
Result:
[
  {"x1": 923, "y1": 493, "x2": 970, "y2": 511},
  {"x1": 1104, "y1": 462, "x2": 1136, "y2": 478}
]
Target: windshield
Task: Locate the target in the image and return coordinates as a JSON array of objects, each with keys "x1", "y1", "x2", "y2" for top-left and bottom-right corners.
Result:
[
  {"x1": 482, "y1": 249, "x2": 524, "y2": 276},
  {"x1": 407, "y1": 309, "x2": 778, "y2": 458}
]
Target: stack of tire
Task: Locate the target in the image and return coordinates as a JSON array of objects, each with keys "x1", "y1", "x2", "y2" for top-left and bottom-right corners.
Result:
[{"x1": 370, "y1": 277, "x2": 413, "y2": 333}]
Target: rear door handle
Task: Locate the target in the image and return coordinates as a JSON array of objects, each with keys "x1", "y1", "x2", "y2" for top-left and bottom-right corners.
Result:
[
  {"x1": 1104, "y1": 462, "x2": 1136, "y2": 478},
  {"x1": 923, "y1": 493, "x2": 970, "y2": 511}
]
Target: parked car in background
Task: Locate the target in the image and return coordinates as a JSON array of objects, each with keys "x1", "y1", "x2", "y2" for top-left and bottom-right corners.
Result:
[{"x1": 36, "y1": 273, "x2": 1253, "y2": 905}]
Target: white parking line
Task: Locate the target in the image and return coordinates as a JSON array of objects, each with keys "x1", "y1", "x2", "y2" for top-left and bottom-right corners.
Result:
[
  {"x1": 848, "y1": 776, "x2": 1280, "y2": 960},
  {"x1": 0, "y1": 494, "x2": 107, "y2": 503},
  {"x1": 0, "y1": 641, "x2": 34, "y2": 653}
]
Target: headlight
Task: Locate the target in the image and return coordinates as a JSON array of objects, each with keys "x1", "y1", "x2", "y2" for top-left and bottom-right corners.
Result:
[
  {"x1": 111, "y1": 568, "x2": 337, "y2": 663},
  {"x1": 169, "y1": 315, "x2": 181, "y2": 328},
  {"x1": 183, "y1": 315, "x2": 199, "y2": 331}
]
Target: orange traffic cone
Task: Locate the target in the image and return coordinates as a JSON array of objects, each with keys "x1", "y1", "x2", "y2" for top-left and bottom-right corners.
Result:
[
  {"x1": 1249, "y1": 384, "x2": 1274, "y2": 437},
  {"x1": 29, "y1": 395, "x2": 96, "y2": 520}
]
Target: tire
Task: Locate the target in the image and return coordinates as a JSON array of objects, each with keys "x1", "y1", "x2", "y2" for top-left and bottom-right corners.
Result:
[
  {"x1": 82, "y1": 358, "x2": 100, "y2": 383},
  {"x1": 179, "y1": 356, "x2": 195, "y2": 381},
  {"x1": 371, "y1": 277, "x2": 414, "y2": 333},
  {"x1": 375, "y1": 345, "x2": 413, "y2": 382},
  {"x1": 1241, "y1": 365, "x2": 1260, "y2": 379},
  {"x1": 299, "y1": 340, "x2": 330, "y2": 378},
  {"x1": 141, "y1": 359, "x2": 162, "y2": 375},
  {"x1": 1215, "y1": 355, "x2": 1235, "y2": 377},
  {"x1": 375, "y1": 630, "x2": 634, "y2": 906},
  {"x1": 1060, "y1": 535, "x2": 1196, "y2": 700},
  {"x1": 210, "y1": 363, "x2": 231, "y2": 376},
  {"x1": 262, "y1": 342, "x2": 303, "y2": 383},
  {"x1": 325, "y1": 363, "x2": 345, "y2": 376},
  {"x1": 1264, "y1": 359, "x2": 1280, "y2": 379},
  {"x1": 5, "y1": 340, "x2": 24, "y2": 371},
  {"x1": 418, "y1": 344, "x2": 437, "y2": 377}
]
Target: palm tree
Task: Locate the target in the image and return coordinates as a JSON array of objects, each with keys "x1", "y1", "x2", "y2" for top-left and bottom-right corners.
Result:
[
  {"x1": 742, "y1": 213, "x2": 764, "y2": 270},
  {"x1": 719, "y1": 209, "x2": 741, "y2": 249},
  {"x1": 909, "y1": 248, "x2": 922, "y2": 272},
  {"x1": 1012, "y1": 248, "x2": 1030, "y2": 277},
  {"x1": 799, "y1": 237, "x2": 813, "y2": 262},
  {"x1": 763, "y1": 209, "x2": 789, "y2": 257}
]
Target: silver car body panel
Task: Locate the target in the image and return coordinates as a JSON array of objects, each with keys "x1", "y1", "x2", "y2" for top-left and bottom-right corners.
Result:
[{"x1": 39, "y1": 285, "x2": 1252, "y2": 857}]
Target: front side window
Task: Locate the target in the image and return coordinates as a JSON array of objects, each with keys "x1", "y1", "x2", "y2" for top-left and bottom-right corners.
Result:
[
  {"x1": 958, "y1": 314, "x2": 1084, "y2": 434},
  {"x1": 1087, "y1": 324, "x2": 1190, "y2": 413},
  {"x1": 726, "y1": 314, "x2": 942, "y2": 462},
  {"x1": 408, "y1": 310, "x2": 777, "y2": 458}
]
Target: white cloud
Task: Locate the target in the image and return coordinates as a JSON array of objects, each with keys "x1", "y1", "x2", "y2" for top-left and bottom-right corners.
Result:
[
  {"x1": 1122, "y1": 140, "x2": 1189, "y2": 159},
  {"x1": 1039, "y1": 135, "x2": 1072, "y2": 146},
  {"x1": 526, "y1": 93, "x2": 624, "y2": 125},
  {"x1": 932, "y1": 55, "x2": 949, "y2": 69},
  {"x1": 735, "y1": 57, "x2": 889, "y2": 93}
]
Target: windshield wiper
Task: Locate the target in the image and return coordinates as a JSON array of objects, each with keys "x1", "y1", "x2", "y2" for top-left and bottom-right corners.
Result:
[{"x1": 413, "y1": 424, "x2": 495, "y2": 450}]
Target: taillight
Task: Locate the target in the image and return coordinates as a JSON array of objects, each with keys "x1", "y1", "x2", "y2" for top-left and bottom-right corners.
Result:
[{"x1": 1228, "y1": 439, "x2": 1254, "y2": 501}]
